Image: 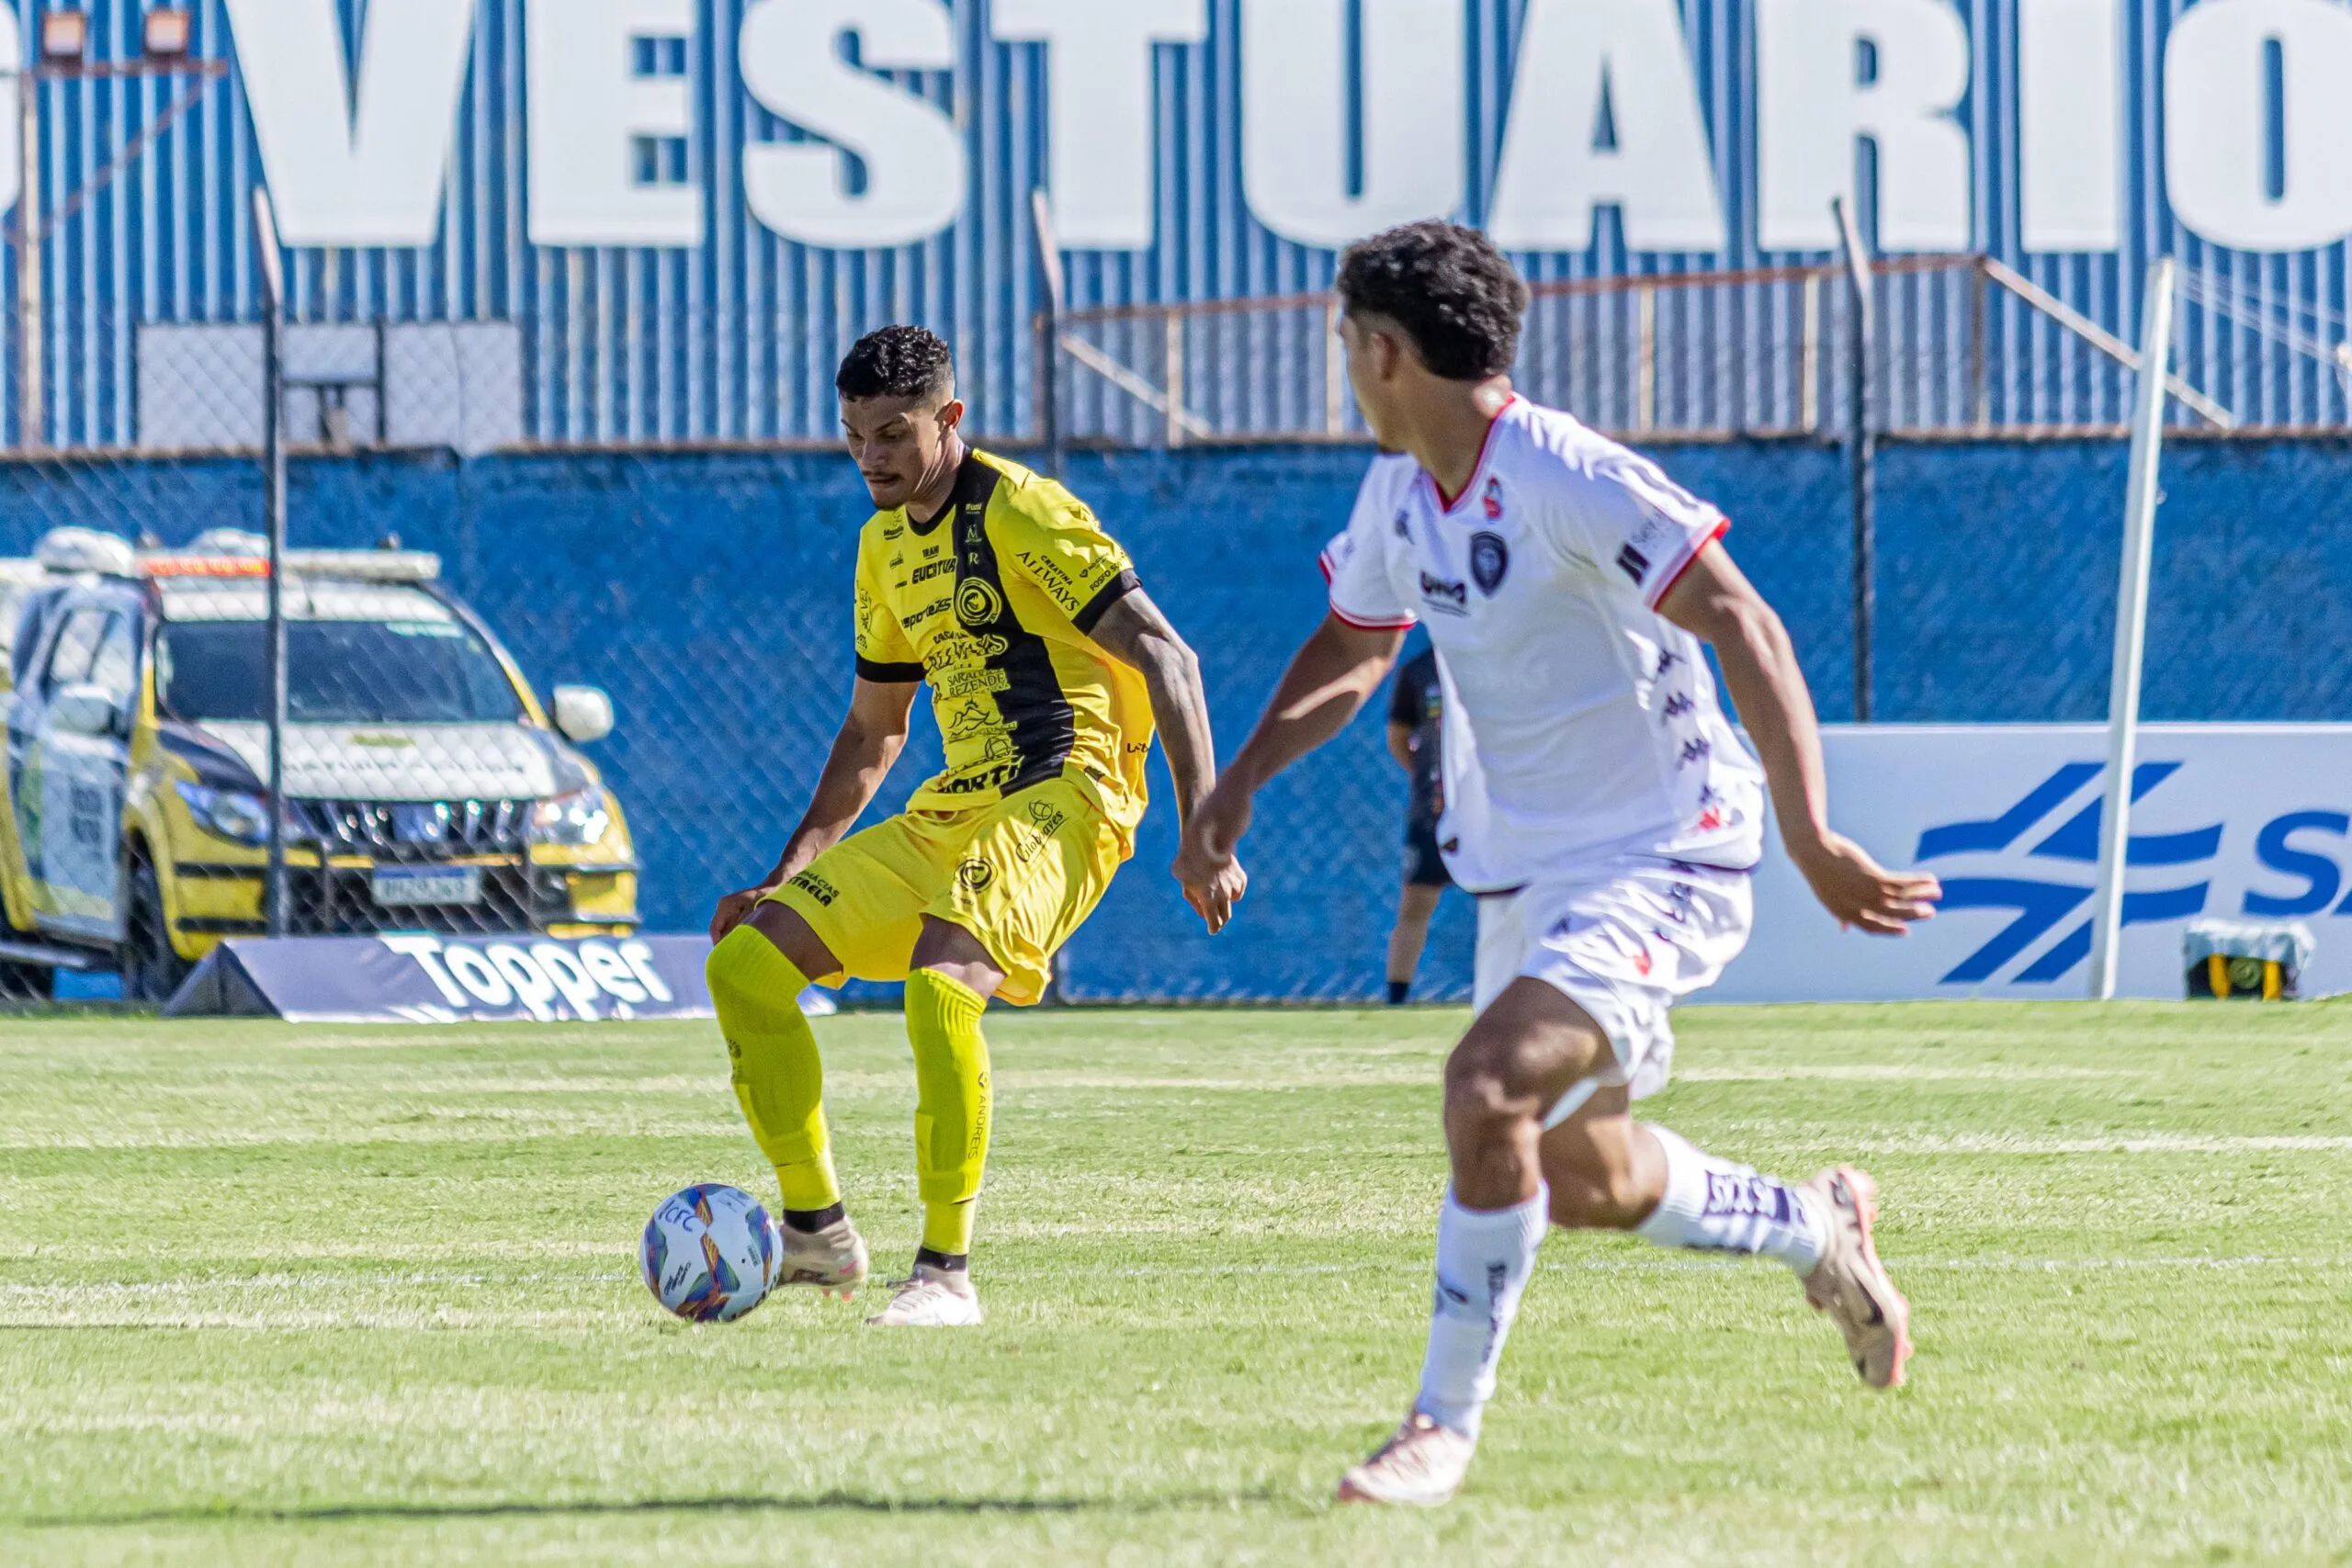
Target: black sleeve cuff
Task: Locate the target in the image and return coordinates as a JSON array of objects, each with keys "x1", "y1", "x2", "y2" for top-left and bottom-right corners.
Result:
[
  {"x1": 1073, "y1": 569, "x2": 1142, "y2": 636},
  {"x1": 855, "y1": 656, "x2": 925, "y2": 684}
]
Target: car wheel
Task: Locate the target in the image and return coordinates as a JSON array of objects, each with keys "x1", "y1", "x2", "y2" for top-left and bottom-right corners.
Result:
[
  {"x1": 119, "y1": 858, "x2": 187, "y2": 1004},
  {"x1": 0, "y1": 959, "x2": 53, "y2": 1002}
]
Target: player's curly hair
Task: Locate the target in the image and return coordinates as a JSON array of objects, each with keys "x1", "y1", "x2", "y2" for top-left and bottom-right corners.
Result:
[
  {"x1": 1337, "y1": 221, "x2": 1529, "y2": 381},
  {"x1": 836, "y1": 325, "x2": 956, "y2": 403}
]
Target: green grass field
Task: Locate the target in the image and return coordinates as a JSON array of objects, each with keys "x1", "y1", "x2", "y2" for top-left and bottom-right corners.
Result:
[{"x1": 4, "y1": 1001, "x2": 2351, "y2": 1565}]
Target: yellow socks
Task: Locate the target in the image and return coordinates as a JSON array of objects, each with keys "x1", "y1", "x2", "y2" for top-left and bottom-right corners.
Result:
[
  {"x1": 706, "y1": 926, "x2": 841, "y2": 1213},
  {"x1": 707, "y1": 937, "x2": 991, "y2": 1258},
  {"x1": 904, "y1": 968, "x2": 991, "y2": 1257}
]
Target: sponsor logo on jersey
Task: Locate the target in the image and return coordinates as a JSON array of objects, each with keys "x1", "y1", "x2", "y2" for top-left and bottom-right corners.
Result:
[
  {"x1": 1678, "y1": 738, "x2": 1713, "y2": 769},
  {"x1": 900, "y1": 600, "x2": 949, "y2": 631},
  {"x1": 883, "y1": 523, "x2": 904, "y2": 541},
  {"x1": 1470, "y1": 531, "x2": 1510, "y2": 596},
  {"x1": 937, "y1": 768, "x2": 1020, "y2": 795},
  {"x1": 1018, "y1": 549, "x2": 1074, "y2": 588},
  {"x1": 935, "y1": 667, "x2": 1012, "y2": 699},
  {"x1": 1482, "y1": 478, "x2": 1504, "y2": 521},
  {"x1": 945, "y1": 700, "x2": 1003, "y2": 744},
  {"x1": 1617, "y1": 543, "x2": 1652, "y2": 586},
  {"x1": 921, "y1": 632, "x2": 1011, "y2": 673},
  {"x1": 1392, "y1": 509, "x2": 1411, "y2": 540},
  {"x1": 910, "y1": 558, "x2": 956, "y2": 586},
  {"x1": 1662, "y1": 692, "x2": 1695, "y2": 718},
  {"x1": 956, "y1": 578, "x2": 1005, "y2": 627},
  {"x1": 1419, "y1": 571, "x2": 1469, "y2": 615}
]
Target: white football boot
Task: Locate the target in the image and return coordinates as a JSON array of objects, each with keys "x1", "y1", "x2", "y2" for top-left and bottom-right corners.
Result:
[
  {"x1": 775, "y1": 1217, "x2": 867, "y2": 1301},
  {"x1": 1800, "y1": 1166, "x2": 1914, "y2": 1388},
  {"x1": 1336, "y1": 1413, "x2": 1476, "y2": 1506},
  {"x1": 864, "y1": 1262, "x2": 984, "y2": 1327}
]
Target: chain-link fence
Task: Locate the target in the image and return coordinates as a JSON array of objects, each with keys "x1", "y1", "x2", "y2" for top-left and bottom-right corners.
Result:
[{"x1": 6, "y1": 258, "x2": 2352, "y2": 1004}]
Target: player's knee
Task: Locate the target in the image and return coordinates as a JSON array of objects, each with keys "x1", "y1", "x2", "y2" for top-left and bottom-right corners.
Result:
[
  {"x1": 706, "y1": 921, "x2": 813, "y2": 1024},
  {"x1": 705, "y1": 928, "x2": 763, "y2": 1017},
  {"x1": 1442, "y1": 1035, "x2": 1533, "y2": 1136}
]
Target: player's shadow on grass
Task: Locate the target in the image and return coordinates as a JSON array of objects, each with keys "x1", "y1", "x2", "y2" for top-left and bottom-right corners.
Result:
[{"x1": 33, "y1": 1489, "x2": 1283, "y2": 1529}]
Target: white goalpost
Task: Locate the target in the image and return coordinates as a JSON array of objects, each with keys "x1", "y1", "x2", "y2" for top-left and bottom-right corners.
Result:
[{"x1": 2086, "y1": 256, "x2": 2179, "y2": 1001}]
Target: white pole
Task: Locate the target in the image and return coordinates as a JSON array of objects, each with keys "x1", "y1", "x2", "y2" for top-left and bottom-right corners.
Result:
[{"x1": 2087, "y1": 256, "x2": 2177, "y2": 1000}]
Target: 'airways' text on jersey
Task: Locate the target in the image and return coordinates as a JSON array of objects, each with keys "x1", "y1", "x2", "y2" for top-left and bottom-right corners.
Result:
[{"x1": 1322, "y1": 398, "x2": 1765, "y2": 888}]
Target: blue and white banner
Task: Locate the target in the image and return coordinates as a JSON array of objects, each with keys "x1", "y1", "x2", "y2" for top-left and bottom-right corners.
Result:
[{"x1": 1716, "y1": 725, "x2": 2352, "y2": 1003}]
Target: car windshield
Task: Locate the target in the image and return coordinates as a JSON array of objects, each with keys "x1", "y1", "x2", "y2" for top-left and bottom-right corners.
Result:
[{"x1": 157, "y1": 618, "x2": 525, "y2": 725}]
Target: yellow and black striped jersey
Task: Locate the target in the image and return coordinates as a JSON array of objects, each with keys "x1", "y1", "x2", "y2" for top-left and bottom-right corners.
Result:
[{"x1": 853, "y1": 448, "x2": 1153, "y2": 837}]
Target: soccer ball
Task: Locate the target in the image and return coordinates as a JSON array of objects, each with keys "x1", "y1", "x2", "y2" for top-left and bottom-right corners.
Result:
[{"x1": 639, "y1": 1183, "x2": 782, "y2": 1322}]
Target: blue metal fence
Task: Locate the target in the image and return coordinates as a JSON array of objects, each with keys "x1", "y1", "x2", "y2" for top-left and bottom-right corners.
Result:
[{"x1": 3, "y1": 435, "x2": 2350, "y2": 998}]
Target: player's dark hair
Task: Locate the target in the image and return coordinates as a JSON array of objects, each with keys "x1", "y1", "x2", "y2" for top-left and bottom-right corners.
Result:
[
  {"x1": 1337, "y1": 221, "x2": 1529, "y2": 381},
  {"x1": 836, "y1": 325, "x2": 956, "y2": 403}
]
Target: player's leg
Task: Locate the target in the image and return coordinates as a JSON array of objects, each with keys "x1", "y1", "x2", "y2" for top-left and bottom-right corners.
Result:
[
  {"x1": 706, "y1": 903, "x2": 866, "y2": 1296},
  {"x1": 867, "y1": 782, "x2": 1125, "y2": 1328},
  {"x1": 705, "y1": 821, "x2": 932, "y2": 1298},
  {"x1": 867, "y1": 914, "x2": 1003, "y2": 1328},
  {"x1": 1385, "y1": 881, "x2": 1442, "y2": 1004},
  {"x1": 1527, "y1": 864, "x2": 1911, "y2": 1388},
  {"x1": 1339, "y1": 976, "x2": 1606, "y2": 1506},
  {"x1": 1540, "y1": 1088, "x2": 1908, "y2": 1385}
]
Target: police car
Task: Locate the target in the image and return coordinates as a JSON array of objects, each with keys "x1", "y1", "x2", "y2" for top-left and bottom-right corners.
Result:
[{"x1": 0, "y1": 529, "x2": 639, "y2": 1000}]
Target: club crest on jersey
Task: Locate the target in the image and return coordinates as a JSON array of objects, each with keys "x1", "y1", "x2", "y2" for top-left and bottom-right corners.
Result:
[
  {"x1": 956, "y1": 578, "x2": 1004, "y2": 626},
  {"x1": 1482, "y1": 478, "x2": 1504, "y2": 520},
  {"x1": 1470, "y1": 532, "x2": 1510, "y2": 596}
]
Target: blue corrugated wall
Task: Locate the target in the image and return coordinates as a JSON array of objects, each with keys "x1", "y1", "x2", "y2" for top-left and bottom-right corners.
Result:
[
  {"x1": 14, "y1": 0, "x2": 2352, "y2": 444},
  {"x1": 3, "y1": 436, "x2": 2348, "y2": 998}
]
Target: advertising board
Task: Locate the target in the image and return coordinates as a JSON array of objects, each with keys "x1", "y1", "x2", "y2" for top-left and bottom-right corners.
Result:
[{"x1": 1717, "y1": 725, "x2": 2352, "y2": 1003}]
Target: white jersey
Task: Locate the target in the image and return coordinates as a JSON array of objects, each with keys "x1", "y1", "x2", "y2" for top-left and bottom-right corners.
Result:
[{"x1": 1322, "y1": 397, "x2": 1765, "y2": 894}]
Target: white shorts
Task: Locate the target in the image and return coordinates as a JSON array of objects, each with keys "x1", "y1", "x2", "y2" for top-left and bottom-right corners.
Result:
[{"x1": 1473, "y1": 857, "x2": 1755, "y2": 1124}]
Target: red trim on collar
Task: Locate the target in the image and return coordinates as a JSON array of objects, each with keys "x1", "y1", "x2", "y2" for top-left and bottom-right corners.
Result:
[{"x1": 1429, "y1": 394, "x2": 1521, "y2": 513}]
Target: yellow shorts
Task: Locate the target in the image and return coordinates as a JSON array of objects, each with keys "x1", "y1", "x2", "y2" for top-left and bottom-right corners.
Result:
[{"x1": 767, "y1": 777, "x2": 1129, "y2": 1007}]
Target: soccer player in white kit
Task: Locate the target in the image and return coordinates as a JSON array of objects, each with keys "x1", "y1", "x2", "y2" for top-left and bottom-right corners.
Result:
[{"x1": 1177, "y1": 222, "x2": 1944, "y2": 1506}]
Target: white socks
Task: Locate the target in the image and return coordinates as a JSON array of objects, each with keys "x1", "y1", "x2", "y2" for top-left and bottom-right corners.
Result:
[
  {"x1": 1412, "y1": 1189, "x2": 1548, "y2": 1440},
  {"x1": 1634, "y1": 1124, "x2": 1826, "y2": 1272}
]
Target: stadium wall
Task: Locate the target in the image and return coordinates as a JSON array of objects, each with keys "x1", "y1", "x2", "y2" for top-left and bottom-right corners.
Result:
[{"x1": 4, "y1": 435, "x2": 2348, "y2": 999}]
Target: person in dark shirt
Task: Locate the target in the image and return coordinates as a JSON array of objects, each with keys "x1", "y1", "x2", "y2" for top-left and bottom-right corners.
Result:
[{"x1": 1384, "y1": 647, "x2": 1449, "y2": 1003}]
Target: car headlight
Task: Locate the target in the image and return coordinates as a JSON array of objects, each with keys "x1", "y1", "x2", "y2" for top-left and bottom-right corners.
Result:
[
  {"x1": 529, "y1": 786, "x2": 611, "y2": 847},
  {"x1": 175, "y1": 781, "x2": 270, "y2": 847}
]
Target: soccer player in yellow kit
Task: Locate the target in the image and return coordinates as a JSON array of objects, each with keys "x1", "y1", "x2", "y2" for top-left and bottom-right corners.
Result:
[{"x1": 706, "y1": 326, "x2": 1245, "y2": 1326}]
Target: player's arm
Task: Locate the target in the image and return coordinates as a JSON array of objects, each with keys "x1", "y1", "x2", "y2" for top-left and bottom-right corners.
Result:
[
  {"x1": 1176, "y1": 614, "x2": 1407, "y2": 891},
  {"x1": 707, "y1": 676, "x2": 919, "y2": 942},
  {"x1": 1657, "y1": 545, "x2": 1939, "y2": 935},
  {"x1": 1087, "y1": 589, "x2": 1247, "y2": 933}
]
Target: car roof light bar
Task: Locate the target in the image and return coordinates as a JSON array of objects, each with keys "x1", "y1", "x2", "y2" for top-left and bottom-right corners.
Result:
[{"x1": 138, "y1": 551, "x2": 442, "y2": 583}]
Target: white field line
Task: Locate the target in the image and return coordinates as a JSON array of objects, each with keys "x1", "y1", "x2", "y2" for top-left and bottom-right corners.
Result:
[
  {"x1": 11, "y1": 1124, "x2": 2349, "y2": 1156},
  {"x1": 0, "y1": 1251, "x2": 2346, "y2": 1318},
  {"x1": 1854, "y1": 1133, "x2": 2352, "y2": 1155}
]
